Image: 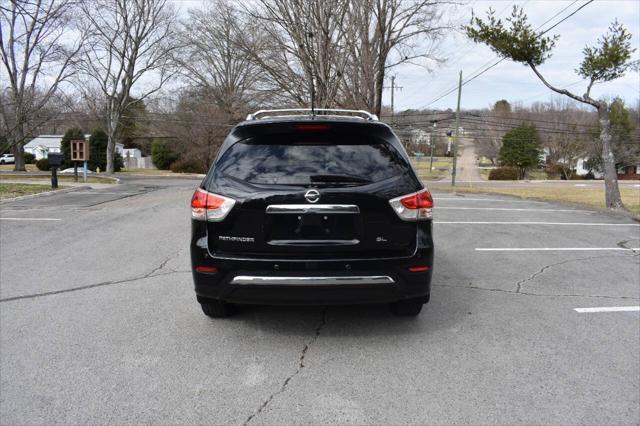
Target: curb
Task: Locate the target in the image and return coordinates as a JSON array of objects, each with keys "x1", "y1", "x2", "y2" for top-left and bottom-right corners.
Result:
[{"x1": 0, "y1": 185, "x2": 89, "y2": 204}]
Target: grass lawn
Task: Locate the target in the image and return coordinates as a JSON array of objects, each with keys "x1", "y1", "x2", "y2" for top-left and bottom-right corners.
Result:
[
  {"x1": 118, "y1": 168, "x2": 171, "y2": 175},
  {"x1": 412, "y1": 159, "x2": 451, "y2": 181},
  {"x1": 0, "y1": 183, "x2": 62, "y2": 200},
  {"x1": 436, "y1": 185, "x2": 640, "y2": 218},
  {"x1": 118, "y1": 168, "x2": 206, "y2": 176},
  {"x1": 417, "y1": 170, "x2": 448, "y2": 181},
  {"x1": 0, "y1": 175, "x2": 116, "y2": 184},
  {"x1": 0, "y1": 164, "x2": 39, "y2": 172}
]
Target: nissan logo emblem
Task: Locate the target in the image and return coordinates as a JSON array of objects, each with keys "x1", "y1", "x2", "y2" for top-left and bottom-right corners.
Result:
[{"x1": 304, "y1": 189, "x2": 320, "y2": 203}]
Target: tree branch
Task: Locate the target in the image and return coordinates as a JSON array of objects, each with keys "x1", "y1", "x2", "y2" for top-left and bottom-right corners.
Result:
[{"x1": 527, "y1": 61, "x2": 600, "y2": 108}]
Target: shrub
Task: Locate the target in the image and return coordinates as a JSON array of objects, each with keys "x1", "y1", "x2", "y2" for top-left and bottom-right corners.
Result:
[
  {"x1": 24, "y1": 152, "x2": 35, "y2": 164},
  {"x1": 35, "y1": 158, "x2": 50, "y2": 171},
  {"x1": 151, "y1": 140, "x2": 179, "y2": 170},
  {"x1": 170, "y1": 158, "x2": 206, "y2": 174},
  {"x1": 489, "y1": 167, "x2": 519, "y2": 180},
  {"x1": 545, "y1": 164, "x2": 564, "y2": 179}
]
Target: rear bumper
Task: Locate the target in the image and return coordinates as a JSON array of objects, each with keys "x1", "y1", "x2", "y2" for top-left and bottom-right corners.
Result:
[{"x1": 190, "y1": 247, "x2": 433, "y2": 305}]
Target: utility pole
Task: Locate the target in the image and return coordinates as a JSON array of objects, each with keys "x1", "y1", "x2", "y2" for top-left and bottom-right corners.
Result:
[
  {"x1": 429, "y1": 121, "x2": 436, "y2": 172},
  {"x1": 451, "y1": 71, "x2": 462, "y2": 188},
  {"x1": 385, "y1": 76, "x2": 402, "y2": 125},
  {"x1": 391, "y1": 76, "x2": 395, "y2": 123}
]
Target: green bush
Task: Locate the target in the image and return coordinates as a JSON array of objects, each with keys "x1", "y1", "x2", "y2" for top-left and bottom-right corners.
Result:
[
  {"x1": 151, "y1": 141, "x2": 179, "y2": 170},
  {"x1": 170, "y1": 158, "x2": 206, "y2": 174},
  {"x1": 24, "y1": 152, "x2": 35, "y2": 164},
  {"x1": 488, "y1": 167, "x2": 519, "y2": 180},
  {"x1": 35, "y1": 158, "x2": 50, "y2": 171}
]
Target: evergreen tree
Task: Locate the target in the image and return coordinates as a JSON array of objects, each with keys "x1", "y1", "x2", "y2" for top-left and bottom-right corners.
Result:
[{"x1": 499, "y1": 124, "x2": 542, "y2": 179}]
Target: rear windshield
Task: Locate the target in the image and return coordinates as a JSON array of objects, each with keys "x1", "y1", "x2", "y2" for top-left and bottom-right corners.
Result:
[{"x1": 213, "y1": 137, "x2": 411, "y2": 186}]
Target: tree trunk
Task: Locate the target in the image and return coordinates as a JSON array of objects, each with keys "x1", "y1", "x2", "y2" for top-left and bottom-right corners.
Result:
[
  {"x1": 12, "y1": 125, "x2": 26, "y2": 172},
  {"x1": 373, "y1": 62, "x2": 385, "y2": 117},
  {"x1": 106, "y1": 109, "x2": 119, "y2": 174},
  {"x1": 597, "y1": 104, "x2": 624, "y2": 210}
]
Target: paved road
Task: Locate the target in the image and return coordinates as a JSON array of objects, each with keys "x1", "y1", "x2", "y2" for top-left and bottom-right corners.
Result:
[
  {"x1": 1, "y1": 177, "x2": 639, "y2": 425},
  {"x1": 456, "y1": 137, "x2": 481, "y2": 182}
]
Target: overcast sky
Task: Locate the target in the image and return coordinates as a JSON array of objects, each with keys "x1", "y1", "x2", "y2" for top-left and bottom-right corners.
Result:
[
  {"x1": 388, "y1": 0, "x2": 640, "y2": 111},
  {"x1": 172, "y1": 0, "x2": 639, "y2": 112}
]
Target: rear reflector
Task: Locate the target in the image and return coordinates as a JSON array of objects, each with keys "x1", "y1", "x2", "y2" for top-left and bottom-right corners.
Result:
[
  {"x1": 195, "y1": 266, "x2": 218, "y2": 273},
  {"x1": 191, "y1": 188, "x2": 235, "y2": 222},
  {"x1": 408, "y1": 266, "x2": 430, "y2": 272},
  {"x1": 389, "y1": 189, "x2": 433, "y2": 221},
  {"x1": 295, "y1": 123, "x2": 331, "y2": 131}
]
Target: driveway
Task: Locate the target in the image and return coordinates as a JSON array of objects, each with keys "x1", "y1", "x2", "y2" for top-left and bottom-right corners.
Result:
[
  {"x1": 1, "y1": 176, "x2": 639, "y2": 424},
  {"x1": 456, "y1": 137, "x2": 482, "y2": 182}
]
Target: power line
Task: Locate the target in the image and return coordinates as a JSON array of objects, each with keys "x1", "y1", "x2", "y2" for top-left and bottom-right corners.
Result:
[
  {"x1": 417, "y1": 0, "x2": 595, "y2": 109},
  {"x1": 384, "y1": 111, "x2": 600, "y2": 129}
]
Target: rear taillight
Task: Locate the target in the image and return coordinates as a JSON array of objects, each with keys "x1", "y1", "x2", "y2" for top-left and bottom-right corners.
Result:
[
  {"x1": 389, "y1": 189, "x2": 433, "y2": 221},
  {"x1": 195, "y1": 266, "x2": 218, "y2": 273},
  {"x1": 191, "y1": 188, "x2": 235, "y2": 222}
]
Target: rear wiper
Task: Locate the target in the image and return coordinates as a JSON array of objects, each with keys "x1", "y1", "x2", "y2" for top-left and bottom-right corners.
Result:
[{"x1": 310, "y1": 174, "x2": 372, "y2": 184}]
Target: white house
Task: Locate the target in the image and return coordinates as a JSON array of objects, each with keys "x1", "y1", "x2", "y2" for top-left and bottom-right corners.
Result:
[{"x1": 24, "y1": 135, "x2": 123, "y2": 160}]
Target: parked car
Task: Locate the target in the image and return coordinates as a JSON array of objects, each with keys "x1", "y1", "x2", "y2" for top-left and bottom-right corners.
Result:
[
  {"x1": 190, "y1": 109, "x2": 434, "y2": 318},
  {"x1": 0, "y1": 153, "x2": 15, "y2": 164}
]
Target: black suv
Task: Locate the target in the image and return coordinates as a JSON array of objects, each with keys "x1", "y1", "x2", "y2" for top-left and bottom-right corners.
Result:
[{"x1": 190, "y1": 109, "x2": 434, "y2": 318}]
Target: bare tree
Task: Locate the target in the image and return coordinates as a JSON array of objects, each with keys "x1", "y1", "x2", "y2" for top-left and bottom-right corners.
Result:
[
  {"x1": 0, "y1": 0, "x2": 84, "y2": 170},
  {"x1": 78, "y1": 0, "x2": 179, "y2": 173},
  {"x1": 241, "y1": 0, "x2": 351, "y2": 108},
  {"x1": 342, "y1": 0, "x2": 448, "y2": 115},
  {"x1": 177, "y1": 1, "x2": 259, "y2": 119}
]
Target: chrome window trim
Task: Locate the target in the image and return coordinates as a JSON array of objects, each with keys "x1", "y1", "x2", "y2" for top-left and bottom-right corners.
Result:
[
  {"x1": 266, "y1": 204, "x2": 360, "y2": 214},
  {"x1": 231, "y1": 275, "x2": 395, "y2": 286}
]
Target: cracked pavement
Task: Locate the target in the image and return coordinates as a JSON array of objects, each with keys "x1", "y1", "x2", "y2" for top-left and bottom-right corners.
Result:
[{"x1": 1, "y1": 177, "x2": 639, "y2": 425}]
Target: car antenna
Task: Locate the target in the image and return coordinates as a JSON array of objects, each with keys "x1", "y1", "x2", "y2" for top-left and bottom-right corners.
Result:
[
  {"x1": 305, "y1": 29, "x2": 316, "y2": 118},
  {"x1": 310, "y1": 76, "x2": 315, "y2": 118}
]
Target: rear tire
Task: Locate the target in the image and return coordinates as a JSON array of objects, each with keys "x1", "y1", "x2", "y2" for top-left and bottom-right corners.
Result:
[
  {"x1": 200, "y1": 300, "x2": 236, "y2": 318},
  {"x1": 389, "y1": 299, "x2": 424, "y2": 316}
]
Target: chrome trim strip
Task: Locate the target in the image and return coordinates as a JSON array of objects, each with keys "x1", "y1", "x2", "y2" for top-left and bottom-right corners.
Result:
[
  {"x1": 266, "y1": 204, "x2": 360, "y2": 214},
  {"x1": 231, "y1": 275, "x2": 395, "y2": 286},
  {"x1": 268, "y1": 239, "x2": 359, "y2": 246}
]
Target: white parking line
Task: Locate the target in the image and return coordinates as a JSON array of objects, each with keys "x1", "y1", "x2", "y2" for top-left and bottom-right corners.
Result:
[
  {"x1": 435, "y1": 221, "x2": 639, "y2": 226},
  {"x1": 0, "y1": 217, "x2": 61, "y2": 221},
  {"x1": 574, "y1": 306, "x2": 640, "y2": 313},
  {"x1": 476, "y1": 247, "x2": 640, "y2": 251},
  {"x1": 437, "y1": 207, "x2": 592, "y2": 213}
]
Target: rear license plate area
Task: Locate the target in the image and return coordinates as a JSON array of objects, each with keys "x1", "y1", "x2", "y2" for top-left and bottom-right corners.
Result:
[{"x1": 267, "y1": 214, "x2": 356, "y2": 241}]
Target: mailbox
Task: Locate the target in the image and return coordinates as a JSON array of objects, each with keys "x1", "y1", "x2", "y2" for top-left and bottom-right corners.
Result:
[
  {"x1": 48, "y1": 153, "x2": 63, "y2": 167},
  {"x1": 71, "y1": 140, "x2": 89, "y2": 161}
]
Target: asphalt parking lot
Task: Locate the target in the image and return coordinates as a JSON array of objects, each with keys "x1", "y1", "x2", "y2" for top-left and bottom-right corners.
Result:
[{"x1": 1, "y1": 176, "x2": 639, "y2": 425}]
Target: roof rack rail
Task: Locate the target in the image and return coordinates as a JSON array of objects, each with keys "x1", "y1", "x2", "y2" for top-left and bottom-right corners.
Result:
[{"x1": 246, "y1": 108, "x2": 378, "y2": 121}]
